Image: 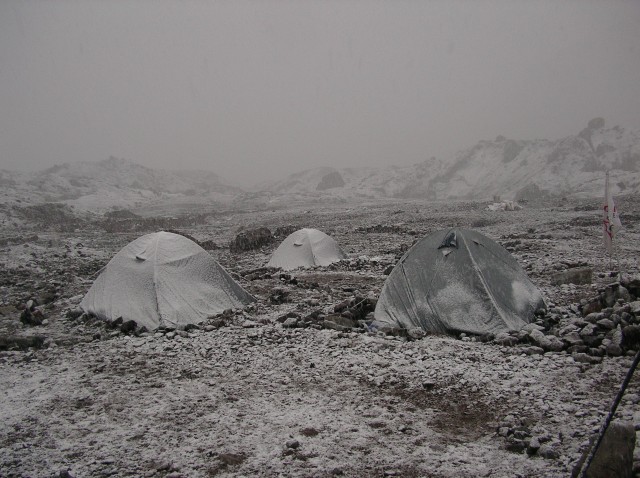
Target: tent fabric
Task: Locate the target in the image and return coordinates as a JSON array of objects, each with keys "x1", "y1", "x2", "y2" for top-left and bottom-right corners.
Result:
[
  {"x1": 267, "y1": 228, "x2": 347, "y2": 271},
  {"x1": 374, "y1": 228, "x2": 545, "y2": 335},
  {"x1": 81, "y1": 231, "x2": 254, "y2": 331}
]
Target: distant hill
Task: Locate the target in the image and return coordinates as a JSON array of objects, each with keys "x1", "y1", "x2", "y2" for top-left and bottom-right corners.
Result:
[
  {"x1": 1, "y1": 119, "x2": 638, "y2": 221},
  {"x1": 0, "y1": 157, "x2": 241, "y2": 213},
  {"x1": 256, "y1": 119, "x2": 640, "y2": 200}
]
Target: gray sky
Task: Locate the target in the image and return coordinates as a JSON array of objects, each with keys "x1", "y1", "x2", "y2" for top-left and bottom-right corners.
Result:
[{"x1": 1, "y1": 0, "x2": 639, "y2": 186}]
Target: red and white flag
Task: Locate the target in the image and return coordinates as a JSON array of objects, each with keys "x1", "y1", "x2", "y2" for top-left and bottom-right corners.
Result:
[{"x1": 603, "y1": 171, "x2": 622, "y2": 254}]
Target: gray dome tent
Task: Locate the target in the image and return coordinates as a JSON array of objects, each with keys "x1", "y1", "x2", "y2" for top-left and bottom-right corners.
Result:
[
  {"x1": 374, "y1": 228, "x2": 545, "y2": 335},
  {"x1": 267, "y1": 228, "x2": 347, "y2": 271},
  {"x1": 81, "y1": 231, "x2": 254, "y2": 331}
]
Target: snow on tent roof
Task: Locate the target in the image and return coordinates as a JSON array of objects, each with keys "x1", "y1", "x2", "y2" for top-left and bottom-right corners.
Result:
[
  {"x1": 267, "y1": 228, "x2": 347, "y2": 271},
  {"x1": 81, "y1": 231, "x2": 254, "y2": 331},
  {"x1": 374, "y1": 228, "x2": 545, "y2": 336}
]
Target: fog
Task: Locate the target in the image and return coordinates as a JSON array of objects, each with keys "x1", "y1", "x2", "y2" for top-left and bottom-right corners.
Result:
[{"x1": 1, "y1": 0, "x2": 639, "y2": 186}]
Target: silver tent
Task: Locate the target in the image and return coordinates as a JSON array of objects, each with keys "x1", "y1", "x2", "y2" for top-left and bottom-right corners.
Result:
[
  {"x1": 81, "y1": 231, "x2": 254, "y2": 330},
  {"x1": 374, "y1": 228, "x2": 545, "y2": 335}
]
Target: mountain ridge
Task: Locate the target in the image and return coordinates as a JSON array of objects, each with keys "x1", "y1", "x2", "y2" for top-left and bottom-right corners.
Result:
[{"x1": 1, "y1": 119, "x2": 638, "y2": 215}]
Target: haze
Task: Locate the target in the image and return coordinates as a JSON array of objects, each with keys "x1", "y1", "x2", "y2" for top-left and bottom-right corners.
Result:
[{"x1": 1, "y1": 0, "x2": 639, "y2": 187}]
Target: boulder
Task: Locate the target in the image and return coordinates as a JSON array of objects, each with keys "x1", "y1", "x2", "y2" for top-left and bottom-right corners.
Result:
[
  {"x1": 586, "y1": 420, "x2": 635, "y2": 478},
  {"x1": 622, "y1": 325, "x2": 640, "y2": 349},
  {"x1": 494, "y1": 332, "x2": 519, "y2": 347},
  {"x1": 229, "y1": 227, "x2": 274, "y2": 253},
  {"x1": 550, "y1": 267, "x2": 593, "y2": 286},
  {"x1": 529, "y1": 329, "x2": 565, "y2": 352}
]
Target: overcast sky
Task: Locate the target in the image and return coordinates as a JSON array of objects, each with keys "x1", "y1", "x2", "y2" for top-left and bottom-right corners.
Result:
[{"x1": 1, "y1": 1, "x2": 639, "y2": 185}]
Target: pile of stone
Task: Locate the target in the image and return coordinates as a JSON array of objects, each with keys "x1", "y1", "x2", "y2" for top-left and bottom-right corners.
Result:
[
  {"x1": 277, "y1": 296, "x2": 377, "y2": 332},
  {"x1": 492, "y1": 276, "x2": 640, "y2": 360},
  {"x1": 229, "y1": 227, "x2": 274, "y2": 253},
  {"x1": 66, "y1": 308, "x2": 148, "y2": 338},
  {"x1": 355, "y1": 224, "x2": 408, "y2": 234},
  {"x1": 19, "y1": 299, "x2": 46, "y2": 326}
]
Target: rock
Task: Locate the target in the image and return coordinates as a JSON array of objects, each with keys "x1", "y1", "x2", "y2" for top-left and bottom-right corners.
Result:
[
  {"x1": 407, "y1": 328, "x2": 426, "y2": 340},
  {"x1": 217, "y1": 453, "x2": 246, "y2": 466},
  {"x1": 596, "y1": 319, "x2": 615, "y2": 330},
  {"x1": 323, "y1": 315, "x2": 355, "y2": 331},
  {"x1": 586, "y1": 420, "x2": 635, "y2": 478},
  {"x1": 334, "y1": 300, "x2": 350, "y2": 313},
  {"x1": 527, "y1": 436, "x2": 541, "y2": 455},
  {"x1": 59, "y1": 470, "x2": 76, "y2": 478},
  {"x1": 572, "y1": 353, "x2": 602, "y2": 364},
  {"x1": 550, "y1": 267, "x2": 592, "y2": 286},
  {"x1": 606, "y1": 343, "x2": 623, "y2": 357},
  {"x1": 383, "y1": 265, "x2": 394, "y2": 275},
  {"x1": 562, "y1": 331, "x2": 584, "y2": 347},
  {"x1": 229, "y1": 227, "x2": 273, "y2": 253},
  {"x1": 584, "y1": 313, "x2": 604, "y2": 324},
  {"x1": 0, "y1": 334, "x2": 46, "y2": 351},
  {"x1": 269, "y1": 288, "x2": 290, "y2": 304},
  {"x1": 120, "y1": 320, "x2": 137, "y2": 334},
  {"x1": 538, "y1": 443, "x2": 560, "y2": 459},
  {"x1": 523, "y1": 346, "x2": 545, "y2": 355},
  {"x1": 521, "y1": 323, "x2": 545, "y2": 333},
  {"x1": 494, "y1": 333, "x2": 519, "y2": 347},
  {"x1": 20, "y1": 308, "x2": 43, "y2": 326},
  {"x1": 581, "y1": 323, "x2": 597, "y2": 337},
  {"x1": 208, "y1": 317, "x2": 226, "y2": 328},
  {"x1": 66, "y1": 308, "x2": 84, "y2": 320},
  {"x1": 567, "y1": 345, "x2": 590, "y2": 354},
  {"x1": 623, "y1": 325, "x2": 640, "y2": 349},
  {"x1": 285, "y1": 439, "x2": 300, "y2": 449},
  {"x1": 602, "y1": 283, "x2": 631, "y2": 308},
  {"x1": 283, "y1": 317, "x2": 298, "y2": 328},
  {"x1": 529, "y1": 329, "x2": 565, "y2": 352},
  {"x1": 505, "y1": 438, "x2": 527, "y2": 453},
  {"x1": 630, "y1": 301, "x2": 640, "y2": 316},
  {"x1": 582, "y1": 299, "x2": 603, "y2": 316}
]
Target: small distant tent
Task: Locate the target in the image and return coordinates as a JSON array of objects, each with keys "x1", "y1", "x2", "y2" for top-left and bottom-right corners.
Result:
[
  {"x1": 374, "y1": 228, "x2": 545, "y2": 335},
  {"x1": 267, "y1": 228, "x2": 347, "y2": 271},
  {"x1": 81, "y1": 231, "x2": 254, "y2": 331}
]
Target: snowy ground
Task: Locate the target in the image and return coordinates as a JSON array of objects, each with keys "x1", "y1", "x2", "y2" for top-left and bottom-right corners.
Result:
[{"x1": 1, "y1": 196, "x2": 639, "y2": 477}]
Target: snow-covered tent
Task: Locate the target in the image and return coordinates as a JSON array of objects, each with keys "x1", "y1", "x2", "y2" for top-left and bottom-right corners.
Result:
[
  {"x1": 267, "y1": 228, "x2": 347, "y2": 271},
  {"x1": 374, "y1": 228, "x2": 545, "y2": 335},
  {"x1": 81, "y1": 231, "x2": 254, "y2": 331}
]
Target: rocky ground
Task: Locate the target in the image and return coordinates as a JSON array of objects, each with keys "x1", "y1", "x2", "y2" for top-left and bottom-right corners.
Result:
[{"x1": 1, "y1": 195, "x2": 640, "y2": 477}]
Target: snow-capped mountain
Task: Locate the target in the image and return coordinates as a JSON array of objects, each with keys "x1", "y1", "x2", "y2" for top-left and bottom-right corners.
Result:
[
  {"x1": 1, "y1": 119, "x2": 638, "y2": 217},
  {"x1": 258, "y1": 119, "x2": 640, "y2": 200}
]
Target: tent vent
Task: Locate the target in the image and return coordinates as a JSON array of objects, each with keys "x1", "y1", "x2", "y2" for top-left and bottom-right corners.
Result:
[
  {"x1": 293, "y1": 241, "x2": 303, "y2": 247},
  {"x1": 438, "y1": 231, "x2": 458, "y2": 249},
  {"x1": 440, "y1": 248, "x2": 453, "y2": 257},
  {"x1": 135, "y1": 255, "x2": 146, "y2": 261}
]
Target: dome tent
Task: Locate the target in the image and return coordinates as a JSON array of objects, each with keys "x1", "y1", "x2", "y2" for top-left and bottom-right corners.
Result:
[
  {"x1": 374, "y1": 228, "x2": 545, "y2": 336},
  {"x1": 81, "y1": 231, "x2": 254, "y2": 331},
  {"x1": 267, "y1": 228, "x2": 347, "y2": 271}
]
